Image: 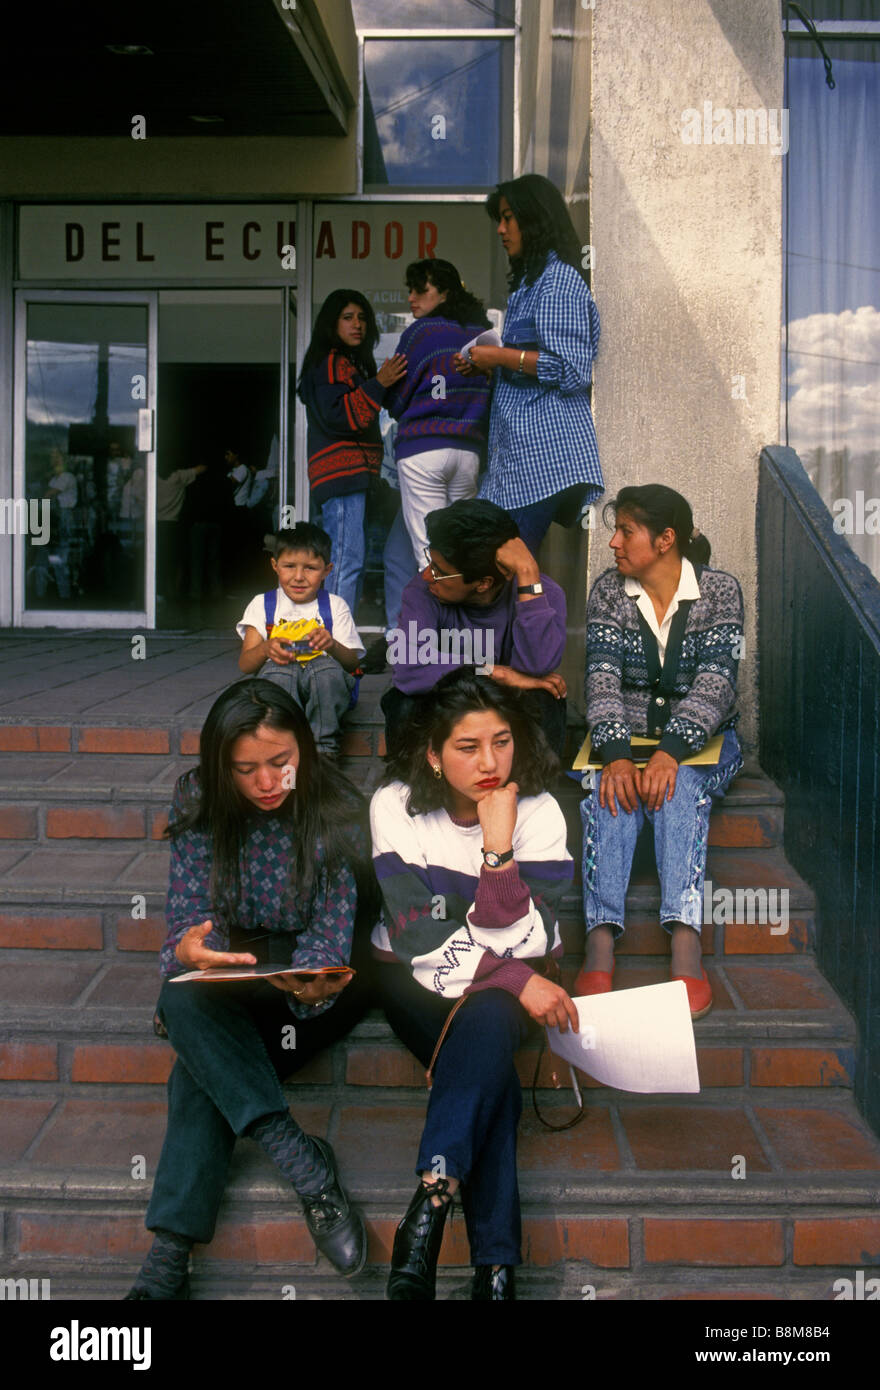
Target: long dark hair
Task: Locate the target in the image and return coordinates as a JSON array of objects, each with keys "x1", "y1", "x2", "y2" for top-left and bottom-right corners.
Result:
[
  {"x1": 383, "y1": 668, "x2": 558, "y2": 816},
  {"x1": 404, "y1": 259, "x2": 490, "y2": 330},
  {"x1": 168, "y1": 679, "x2": 376, "y2": 922},
  {"x1": 297, "y1": 289, "x2": 379, "y2": 390},
  {"x1": 487, "y1": 173, "x2": 586, "y2": 290},
  {"x1": 603, "y1": 484, "x2": 712, "y2": 566}
]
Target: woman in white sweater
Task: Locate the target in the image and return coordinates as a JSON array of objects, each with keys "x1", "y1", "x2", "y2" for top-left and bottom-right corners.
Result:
[{"x1": 369, "y1": 668, "x2": 575, "y2": 1301}]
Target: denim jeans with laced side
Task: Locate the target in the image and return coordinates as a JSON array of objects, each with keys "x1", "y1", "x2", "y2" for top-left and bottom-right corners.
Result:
[{"x1": 580, "y1": 727, "x2": 743, "y2": 937}]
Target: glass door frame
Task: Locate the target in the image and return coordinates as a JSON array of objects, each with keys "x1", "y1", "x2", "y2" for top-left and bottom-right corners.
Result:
[{"x1": 13, "y1": 288, "x2": 158, "y2": 629}]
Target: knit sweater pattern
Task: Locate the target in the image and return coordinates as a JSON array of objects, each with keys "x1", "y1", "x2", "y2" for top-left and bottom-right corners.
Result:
[
  {"x1": 384, "y1": 315, "x2": 492, "y2": 461},
  {"x1": 370, "y1": 781, "x2": 573, "y2": 999},
  {"x1": 300, "y1": 350, "x2": 385, "y2": 507},
  {"x1": 586, "y1": 566, "x2": 743, "y2": 765},
  {"x1": 159, "y1": 774, "x2": 359, "y2": 1017}
]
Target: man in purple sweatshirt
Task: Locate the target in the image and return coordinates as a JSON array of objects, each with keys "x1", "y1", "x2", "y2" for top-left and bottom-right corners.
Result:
[{"x1": 381, "y1": 499, "x2": 568, "y2": 757}]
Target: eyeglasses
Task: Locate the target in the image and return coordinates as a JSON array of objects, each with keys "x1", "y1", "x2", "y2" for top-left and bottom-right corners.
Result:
[{"x1": 424, "y1": 549, "x2": 464, "y2": 582}]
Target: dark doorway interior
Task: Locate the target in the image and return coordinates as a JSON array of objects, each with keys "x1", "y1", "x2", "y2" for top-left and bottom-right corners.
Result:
[{"x1": 157, "y1": 363, "x2": 279, "y2": 628}]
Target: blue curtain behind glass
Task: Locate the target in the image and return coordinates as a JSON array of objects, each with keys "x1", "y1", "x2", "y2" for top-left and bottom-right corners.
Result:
[{"x1": 784, "y1": 45, "x2": 880, "y2": 578}]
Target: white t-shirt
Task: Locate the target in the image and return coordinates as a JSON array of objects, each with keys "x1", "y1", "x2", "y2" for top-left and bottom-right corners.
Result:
[
  {"x1": 237, "y1": 586, "x2": 365, "y2": 657},
  {"x1": 50, "y1": 471, "x2": 78, "y2": 509}
]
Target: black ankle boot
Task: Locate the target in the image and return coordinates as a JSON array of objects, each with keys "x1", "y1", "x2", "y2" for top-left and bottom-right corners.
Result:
[
  {"x1": 386, "y1": 1178, "x2": 452, "y2": 1301},
  {"x1": 471, "y1": 1264, "x2": 516, "y2": 1300}
]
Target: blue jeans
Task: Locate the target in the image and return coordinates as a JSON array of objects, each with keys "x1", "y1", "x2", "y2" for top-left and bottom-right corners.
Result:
[
  {"x1": 145, "y1": 970, "x2": 372, "y2": 1245},
  {"x1": 383, "y1": 507, "x2": 418, "y2": 632},
  {"x1": 508, "y1": 496, "x2": 560, "y2": 554},
  {"x1": 320, "y1": 492, "x2": 367, "y2": 616},
  {"x1": 378, "y1": 965, "x2": 532, "y2": 1267},
  {"x1": 260, "y1": 654, "x2": 354, "y2": 754},
  {"x1": 580, "y1": 728, "x2": 743, "y2": 936}
]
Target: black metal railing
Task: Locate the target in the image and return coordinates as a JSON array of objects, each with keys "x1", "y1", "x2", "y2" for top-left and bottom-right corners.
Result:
[{"x1": 758, "y1": 445, "x2": 880, "y2": 1134}]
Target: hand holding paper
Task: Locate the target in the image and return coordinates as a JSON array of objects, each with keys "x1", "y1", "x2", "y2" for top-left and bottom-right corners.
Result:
[{"x1": 546, "y1": 981, "x2": 700, "y2": 1094}]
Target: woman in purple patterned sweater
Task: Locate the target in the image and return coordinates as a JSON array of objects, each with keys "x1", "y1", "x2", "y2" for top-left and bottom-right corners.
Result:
[
  {"x1": 125, "y1": 679, "x2": 377, "y2": 1299},
  {"x1": 385, "y1": 259, "x2": 493, "y2": 568}
]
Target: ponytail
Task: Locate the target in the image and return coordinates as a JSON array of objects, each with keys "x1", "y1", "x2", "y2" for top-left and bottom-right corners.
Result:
[{"x1": 603, "y1": 485, "x2": 712, "y2": 564}]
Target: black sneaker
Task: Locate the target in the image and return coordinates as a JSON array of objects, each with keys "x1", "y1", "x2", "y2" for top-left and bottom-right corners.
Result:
[{"x1": 300, "y1": 1136, "x2": 367, "y2": 1277}]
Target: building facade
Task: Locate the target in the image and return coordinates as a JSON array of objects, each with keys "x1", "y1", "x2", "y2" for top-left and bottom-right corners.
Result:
[{"x1": 2, "y1": 1, "x2": 877, "y2": 742}]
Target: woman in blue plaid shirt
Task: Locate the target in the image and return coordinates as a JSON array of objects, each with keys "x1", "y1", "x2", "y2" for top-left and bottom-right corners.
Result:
[{"x1": 455, "y1": 174, "x2": 604, "y2": 552}]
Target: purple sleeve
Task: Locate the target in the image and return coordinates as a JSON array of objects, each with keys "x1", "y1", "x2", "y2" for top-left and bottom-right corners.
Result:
[
  {"x1": 390, "y1": 581, "x2": 444, "y2": 694},
  {"x1": 470, "y1": 863, "x2": 532, "y2": 928},
  {"x1": 509, "y1": 575, "x2": 567, "y2": 675},
  {"x1": 465, "y1": 950, "x2": 534, "y2": 998},
  {"x1": 383, "y1": 322, "x2": 423, "y2": 420}
]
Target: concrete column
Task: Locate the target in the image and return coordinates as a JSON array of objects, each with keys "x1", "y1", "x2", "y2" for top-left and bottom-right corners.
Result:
[{"x1": 590, "y1": 0, "x2": 785, "y2": 748}]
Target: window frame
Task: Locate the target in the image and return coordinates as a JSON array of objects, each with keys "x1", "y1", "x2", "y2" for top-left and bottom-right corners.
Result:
[{"x1": 355, "y1": 7, "x2": 521, "y2": 196}]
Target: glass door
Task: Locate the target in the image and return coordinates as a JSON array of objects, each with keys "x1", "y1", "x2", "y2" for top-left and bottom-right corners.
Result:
[
  {"x1": 14, "y1": 291, "x2": 157, "y2": 628},
  {"x1": 155, "y1": 289, "x2": 284, "y2": 629}
]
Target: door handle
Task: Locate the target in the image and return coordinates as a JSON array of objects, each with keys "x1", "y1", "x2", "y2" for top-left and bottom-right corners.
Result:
[{"x1": 137, "y1": 408, "x2": 154, "y2": 453}]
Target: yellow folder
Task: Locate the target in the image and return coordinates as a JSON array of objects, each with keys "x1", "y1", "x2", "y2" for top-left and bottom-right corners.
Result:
[{"x1": 573, "y1": 732, "x2": 725, "y2": 772}]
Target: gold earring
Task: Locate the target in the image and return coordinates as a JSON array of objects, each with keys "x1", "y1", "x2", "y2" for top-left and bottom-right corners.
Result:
[{"x1": 432, "y1": 762, "x2": 443, "y2": 780}]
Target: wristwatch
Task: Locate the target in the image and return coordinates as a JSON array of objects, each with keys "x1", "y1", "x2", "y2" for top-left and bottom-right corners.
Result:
[
  {"x1": 517, "y1": 582, "x2": 543, "y2": 595},
  {"x1": 482, "y1": 847, "x2": 514, "y2": 868}
]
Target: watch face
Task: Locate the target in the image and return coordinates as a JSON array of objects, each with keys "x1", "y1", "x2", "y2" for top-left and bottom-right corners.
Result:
[{"x1": 484, "y1": 850, "x2": 501, "y2": 867}]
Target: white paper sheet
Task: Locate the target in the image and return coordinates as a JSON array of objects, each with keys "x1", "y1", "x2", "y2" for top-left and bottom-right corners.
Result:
[
  {"x1": 546, "y1": 981, "x2": 700, "y2": 1094},
  {"x1": 460, "y1": 328, "x2": 503, "y2": 357}
]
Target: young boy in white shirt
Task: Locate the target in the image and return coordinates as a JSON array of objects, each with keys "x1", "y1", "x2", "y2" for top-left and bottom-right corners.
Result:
[{"x1": 237, "y1": 523, "x2": 365, "y2": 756}]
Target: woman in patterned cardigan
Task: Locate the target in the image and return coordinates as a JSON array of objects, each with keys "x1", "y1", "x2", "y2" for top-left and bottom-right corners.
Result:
[
  {"x1": 578, "y1": 485, "x2": 744, "y2": 1019},
  {"x1": 125, "y1": 679, "x2": 376, "y2": 1299}
]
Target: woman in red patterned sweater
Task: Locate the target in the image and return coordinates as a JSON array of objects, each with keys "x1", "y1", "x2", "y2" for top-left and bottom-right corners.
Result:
[{"x1": 297, "y1": 290, "x2": 406, "y2": 614}]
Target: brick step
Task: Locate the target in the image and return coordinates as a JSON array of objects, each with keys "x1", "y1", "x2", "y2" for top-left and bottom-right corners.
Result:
[
  {"x1": 0, "y1": 1266, "x2": 848, "y2": 1302},
  {"x1": 0, "y1": 901, "x2": 820, "y2": 968},
  {"x1": 1, "y1": 959, "x2": 841, "y2": 1064},
  {"x1": 2, "y1": 1095, "x2": 878, "y2": 1297},
  {"x1": 0, "y1": 753, "x2": 785, "y2": 851},
  {"x1": 0, "y1": 958, "x2": 858, "y2": 1093},
  {"x1": 0, "y1": 953, "x2": 844, "y2": 1019},
  {"x1": 0, "y1": 842, "x2": 815, "y2": 908}
]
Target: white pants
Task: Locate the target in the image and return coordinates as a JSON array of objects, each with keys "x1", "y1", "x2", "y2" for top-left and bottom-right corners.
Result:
[{"x1": 397, "y1": 446, "x2": 481, "y2": 568}]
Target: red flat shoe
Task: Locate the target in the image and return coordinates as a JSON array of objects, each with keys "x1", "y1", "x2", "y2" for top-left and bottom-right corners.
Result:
[
  {"x1": 573, "y1": 968, "x2": 614, "y2": 997},
  {"x1": 671, "y1": 966, "x2": 713, "y2": 1019}
]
